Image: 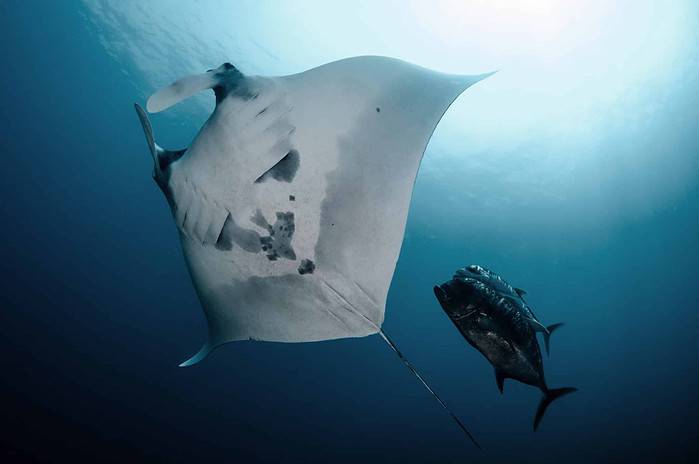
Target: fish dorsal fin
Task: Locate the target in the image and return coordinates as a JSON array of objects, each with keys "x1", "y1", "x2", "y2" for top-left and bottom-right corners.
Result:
[
  {"x1": 495, "y1": 369, "x2": 507, "y2": 394},
  {"x1": 515, "y1": 287, "x2": 527, "y2": 298},
  {"x1": 528, "y1": 318, "x2": 549, "y2": 334}
]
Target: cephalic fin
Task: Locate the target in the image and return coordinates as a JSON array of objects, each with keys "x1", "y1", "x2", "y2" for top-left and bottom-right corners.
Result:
[{"x1": 147, "y1": 71, "x2": 220, "y2": 113}]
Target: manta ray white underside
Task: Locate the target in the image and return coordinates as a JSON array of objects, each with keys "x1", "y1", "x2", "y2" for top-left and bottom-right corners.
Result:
[{"x1": 135, "y1": 56, "x2": 492, "y2": 366}]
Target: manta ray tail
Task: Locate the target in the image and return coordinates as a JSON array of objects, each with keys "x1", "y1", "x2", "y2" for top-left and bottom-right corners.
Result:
[
  {"x1": 542, "y1": 323, "x2": 564, "y2": 356},
  {"x1": 379, "y1": 330, "x2": 481, "y2": 449},
  {"x1": 533, "y1": 386, "x2": 578, "y2": 431}
]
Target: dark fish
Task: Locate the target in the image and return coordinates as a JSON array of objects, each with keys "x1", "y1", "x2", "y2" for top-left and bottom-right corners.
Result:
[
  {"x1": 434, "y1": 266, "x2": 577, "y2": 430},
  {"x1": 454, "y1": 264, "x2": 561, "y2": 355}
]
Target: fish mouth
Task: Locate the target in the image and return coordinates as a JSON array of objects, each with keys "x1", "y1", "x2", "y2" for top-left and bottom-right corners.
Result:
[
  {"x1": 434, "y1": 282, "x2": 480, "y2": 322},
  {"x1": 434, "y1": 282, "x2": 457, "y2": 308},
  {"x1": 434, "y1": 279, "x2": 480, "y2": 312}
]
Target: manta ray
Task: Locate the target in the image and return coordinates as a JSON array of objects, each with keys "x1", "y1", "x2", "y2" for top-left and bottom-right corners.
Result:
[{"x1": 135, "y1": 56, "x2": 492, "y2": 447}]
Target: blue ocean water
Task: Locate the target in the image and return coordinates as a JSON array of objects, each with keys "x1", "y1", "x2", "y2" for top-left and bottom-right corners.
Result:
[{"x1": 1, "y1": 1, "x2": 698, "y2": 462}]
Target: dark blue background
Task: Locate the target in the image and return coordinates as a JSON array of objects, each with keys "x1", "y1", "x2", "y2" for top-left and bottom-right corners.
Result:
[{"x1": 1, "y1": 2, "x2": 697, "y2": 463}]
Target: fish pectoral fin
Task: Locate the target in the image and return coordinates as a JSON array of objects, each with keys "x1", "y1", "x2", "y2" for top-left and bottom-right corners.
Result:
[
  {"x1": 452, "y1": 308, "x2": 478, "y2": 321},
  {"x1": 515, "y1": 287, "x2": 527, "y2": 298},
  {"x1": 495, "y1": 369, "x2": 507, "y2": 394}
]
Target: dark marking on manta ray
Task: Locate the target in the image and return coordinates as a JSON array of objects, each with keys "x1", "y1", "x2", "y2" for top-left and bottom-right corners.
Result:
[
  {"x1": 254, "y1": 210, "x2": 296, "y2": 261},
  {"x1": 215, "y1": 220, "x2": 233, "y2": 251},
  {"x1": 298, "y1": 259, "x2": 315, "y2": 275},
  {"x1": 250, "y1": 209, "x2": 270, "y2": 230},
  {"x1": 215, "y1": 213, "x2": 262, "y2": 252},
  {"x1": 254, "y1": 149, "x2": 300, "y2": 183},
  {"x1": 376, "y1": 107, "x2": 381, "y2": 113},
  {"x1": 211, "y1": 62, "x2": 256, "y2": 104},
  {"x1": 289, "y1": 195, "x2": 295, "y2": 201}
]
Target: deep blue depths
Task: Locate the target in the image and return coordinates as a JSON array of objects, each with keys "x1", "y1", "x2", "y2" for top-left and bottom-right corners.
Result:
[{"x1": 1, "y1": 3, "x2": 698, "y2": 463}]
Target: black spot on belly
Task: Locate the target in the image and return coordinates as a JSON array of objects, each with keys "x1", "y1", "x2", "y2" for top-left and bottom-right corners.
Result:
[
  {"x1": 298, "y1": 259, "x2": 315, "y2": 275},
  {"x1": 376, "y1": 107, "x2": 381, "y2": 113},
  {"x1": 289, "y1": 195, "x2": 295, "y2": 201},
  {"x1": 257, "y1": 211, "x2": 296, "y2": 261},
  {"x1": 254, "y1": 150, "x2": 300, "y2": 183}
]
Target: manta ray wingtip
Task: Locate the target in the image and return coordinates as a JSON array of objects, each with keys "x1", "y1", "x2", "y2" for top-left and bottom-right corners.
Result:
[
  {"x1": 133, "y1": 102, "x2": 146, "y2": 119},
  {"x1": 178, "y1": 343, "x2": 212, "y2": 367},
  {"x1": 472, "y1": 70, "x2": 498, "y2": 84},
  {"x1": 133, "y1": 103, "x2": 157, "y2": 158}
]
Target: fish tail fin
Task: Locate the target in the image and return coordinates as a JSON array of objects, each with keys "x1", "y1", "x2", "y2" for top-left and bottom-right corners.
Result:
[
  {"x1": 379, "y1": 329, "x2": 482, "y2": 449},
  {"x1": 533, "y1": 387, "x2": 577, "y2": 430},
  {"x1": 542, "y1": 322, "x2": 564, "y2": 356}
]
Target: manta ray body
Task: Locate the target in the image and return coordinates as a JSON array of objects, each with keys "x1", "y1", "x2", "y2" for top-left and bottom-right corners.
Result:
[{"x1": 135, "y1": 56, "x2": 491, "y2": 446}]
